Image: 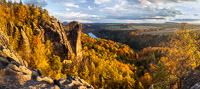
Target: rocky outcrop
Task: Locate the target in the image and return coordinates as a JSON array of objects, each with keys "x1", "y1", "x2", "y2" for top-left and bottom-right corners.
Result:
[
  {"x1": 0, "y1": 31, "x2": 28, "y2": 67},
  {"x1": 6, "y1": 19, "x2": 82, "y2": 62},
  {"x1": 0, "y1": 20, "x2": 85, "y2": 88},
  {"x1": 0, "y1": 31, "x2": 11, "y2": 49},
  {"x1": 0, "y1": 54, "x2": 94, "y2": 89},
  {"x1": 20, "y1": 28, "x2": 31, "y2": 61},
  {"x1": 42, "y1": 20, "x2": 82, "y2": 61},
  {"x1": 68, "y1": 21, "x2": 82, "y2": 62},
  {"x1": 43, "y1": 20, "x2": 72, "y2": 60},
  {"x1": 183, "y1": 65, "x2": 200, "y2": 89}
]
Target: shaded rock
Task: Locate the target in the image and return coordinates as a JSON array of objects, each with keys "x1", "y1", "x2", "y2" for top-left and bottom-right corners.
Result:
[
  {"x1": 191, "y1": 83, "x2": 200, "y2": 89},
  {"x1": 44, "y1": 20, "x2": 72, "y2": 60},
  {"x1": 183, "y1": 65, "x2": 200, "y2": 89},
  {"x1": 41, "y1": 20, "x2": 84, "y2": 61},
  {"x1": 68, "y1": 21, "x2": 83, "y2": 62},
  {"x1": 32, "y1": 69, "x2": 42, "y2": 79},
  {"x1": 6, "y1": 20, "x2": 83, "y2": 62}
]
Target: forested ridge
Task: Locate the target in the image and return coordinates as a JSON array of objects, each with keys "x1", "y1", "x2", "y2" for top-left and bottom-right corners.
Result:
[{"x1": 1, "y1": 0, "x2": 200, "y2": 89}]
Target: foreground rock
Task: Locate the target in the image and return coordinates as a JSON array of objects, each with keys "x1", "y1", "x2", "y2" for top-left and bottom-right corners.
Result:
[
  {"x1": 183, "y1": 66, "x2": 200, "y2": 89},
  {"x1": 0, "y1": 54, "x2": 94, "y2": 89}
]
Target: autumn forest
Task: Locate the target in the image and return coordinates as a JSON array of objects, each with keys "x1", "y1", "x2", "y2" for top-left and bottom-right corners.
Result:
[{"x1": 1, "y1": 0, "x2": 200, "y2": 89}]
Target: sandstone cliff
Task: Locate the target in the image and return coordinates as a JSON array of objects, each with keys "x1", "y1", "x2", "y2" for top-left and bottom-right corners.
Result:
[
  {"x1": 6, "y1": 19, "x2": 82, "y2": 63},
  {"x1": 0, "y1": 21, "x2": 92, "y2": 88},
  {"x1": 35, "y1": 20, "x2": 82, "y2": 61}
]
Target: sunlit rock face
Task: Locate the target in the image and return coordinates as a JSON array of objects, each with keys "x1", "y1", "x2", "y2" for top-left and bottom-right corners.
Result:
[{"x1": 0, "y1": 31, "x2": 28, "y2": 67}]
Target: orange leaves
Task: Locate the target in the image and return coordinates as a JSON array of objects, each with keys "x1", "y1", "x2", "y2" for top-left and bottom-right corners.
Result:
[
  {"x1": 32, "y1": 35, "x2": 42, "y2": 46},
  {"x1": 82, "y1": 32, "x2": 135, "y2": 63},
  {"x1": 129, "y1": 32, "x2": 136, "y2": 35},
  {"x1": 119, "y1": 49, "x2": 124, "y2": 55},
  {"x1": 80, "y1": 33, "x2": 137, "y2": 88},
  {"x1": 140, "y1": 73, "x2": 152, "y2": 89},
  {"x1": 136, "y1": 53, "x2": 139, "y2": 59},
  {"x1": 149, "y1": 63, "x2": 155, "y2": 73},
  {"x1": 15, "y1": 5, "x2": 27, "y2": 23}
]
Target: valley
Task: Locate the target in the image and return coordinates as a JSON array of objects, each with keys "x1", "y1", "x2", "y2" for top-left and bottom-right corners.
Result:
[
  {"x1": 1, "y1": 0, "x2": 200, "y2": 89},
  {"x1": 82, "y1": 23, "x2": 200, "y2": 51}
]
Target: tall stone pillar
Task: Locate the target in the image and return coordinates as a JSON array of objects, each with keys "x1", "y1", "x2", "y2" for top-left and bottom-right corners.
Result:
[{"x1": 68, "y1": 21, "x2": 82, "y2": 62}]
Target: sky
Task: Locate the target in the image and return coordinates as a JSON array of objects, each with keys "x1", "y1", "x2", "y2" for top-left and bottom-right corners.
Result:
[{"x1": 11, "y1": 0, "x2": 200, "y2": 23}]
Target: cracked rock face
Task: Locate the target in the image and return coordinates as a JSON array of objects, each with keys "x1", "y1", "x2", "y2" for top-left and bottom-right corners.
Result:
[
  {"x1": 0, "y1": 31, "x2": 28, "y2": 67},
  {"x1": 5, "y1": 20, "x2": 83, "y2": 62},
  {"x1": 183, "y1": 66, "x2": 200, "y2": 89},
  {"x1": 43, "y1": 20, "x2": 82, "y2": 61},
  {"x1": 0, "y1": 54, "x2": 94, "y2": 89}
]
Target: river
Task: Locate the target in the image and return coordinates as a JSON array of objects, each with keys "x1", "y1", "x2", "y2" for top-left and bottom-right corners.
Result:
[{"x1": 88, "y1": 32, "x2": 98, "y2": 38}]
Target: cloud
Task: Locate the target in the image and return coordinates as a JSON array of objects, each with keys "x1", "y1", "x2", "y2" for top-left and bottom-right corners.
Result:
[
  {"x1": 65, "y1": 8, "x2": 71, "y2": 11},
  {"x1": 61, "y1": 3, "x2": 79, "y2": 8},
  {"x1": 53, "y1": 12, "x2": 99, "y2": 21},
  {"x1": 88, "y1": 6, "x2": 92, "y2": 10},
  {"x1": 101, "y1": 0, "x2": 191, "y2": 20},
  {"x1": 47, "y1": 0, "x2": 199, "y2": 23},
  {"x1": 156, "y1": 8, "x2": 182, "y2": 17},
  {"x1": 100, "y1": 0, "x2": 182, "y2": 21},
  {"x1": 194, "y1": 14, "x2": 199, "y2": 16},
  {"x1": 24, "y1": 0, "x2": 47, "y2": 7},
  {"x1": 53, "y1": 11, "x2": 100, "y2": 23},
  {"x1": 173, "y1": 18, "x2": 200, "y2": 21},
  {"x1": 128, "y1": 0, "x2": 196, "y2": 4},
  {"x1": 50, "y1": 0, "x2": 87, "y2": 3},
  {"x1": 94, "y1": 0, "x2": 112, "y2": 4}
]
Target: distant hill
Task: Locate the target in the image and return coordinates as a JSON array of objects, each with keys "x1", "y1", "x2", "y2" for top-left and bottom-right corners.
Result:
[{"x1": 62, "y1": 22, "x2": 69, "y2": 24}]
